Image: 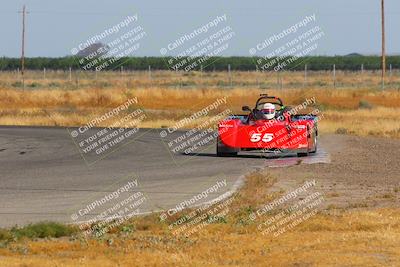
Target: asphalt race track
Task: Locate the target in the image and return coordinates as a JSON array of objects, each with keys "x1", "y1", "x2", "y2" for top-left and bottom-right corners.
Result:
[{"x1": 0, "y1": 126, "x2": 329, "y2": 227}]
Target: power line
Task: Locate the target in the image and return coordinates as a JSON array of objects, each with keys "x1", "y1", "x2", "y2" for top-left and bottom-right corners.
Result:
[{"x1": 21, "y1": 10, "x2": 129, "y2": 16}]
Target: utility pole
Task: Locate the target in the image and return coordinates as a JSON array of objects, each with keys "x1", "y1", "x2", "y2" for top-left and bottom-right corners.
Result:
[
  {"x1": 20, "y1": 5, "x2": 27, "y2": 88},
  {"x1": 381, "y1": 0, "x2": 386, "y2": 89}
]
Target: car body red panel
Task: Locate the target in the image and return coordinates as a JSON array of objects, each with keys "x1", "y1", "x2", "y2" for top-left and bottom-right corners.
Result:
[
  {"x1": 218, "y1": 118, "x2": 313, "y2": 150},
  {"x1": 216, "y1": 94, "x2": 318, "y2": 157}
]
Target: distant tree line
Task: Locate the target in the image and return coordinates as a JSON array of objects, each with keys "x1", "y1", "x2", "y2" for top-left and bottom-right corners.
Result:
[{"x1": 0, "y1": 56, "x2": 399, "y2": 71}]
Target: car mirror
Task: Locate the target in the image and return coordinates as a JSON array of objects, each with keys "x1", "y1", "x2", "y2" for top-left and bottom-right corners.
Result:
[{"x1": 242, "y1": 105, "x2": 251, "y2": 112}]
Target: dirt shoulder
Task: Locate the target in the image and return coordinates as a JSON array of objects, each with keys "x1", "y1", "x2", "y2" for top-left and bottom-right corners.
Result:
[{"x1": 268, "y1": 134, "x2": 400, "y2": 210}]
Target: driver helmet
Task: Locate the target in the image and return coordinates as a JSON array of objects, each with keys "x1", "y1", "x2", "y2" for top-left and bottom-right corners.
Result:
[{"x1": 257, "y1": 103, "x2": 276, "y2": 120}]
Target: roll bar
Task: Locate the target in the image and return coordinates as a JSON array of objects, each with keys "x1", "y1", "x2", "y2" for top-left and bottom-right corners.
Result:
[{"x1": 255, "y1": 94, "x2": 283, "y2": 108}]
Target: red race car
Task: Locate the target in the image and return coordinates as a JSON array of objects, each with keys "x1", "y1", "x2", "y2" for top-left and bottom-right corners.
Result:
[{"x1": 217, "y1": 94, "x2": 318, "y2": 157}]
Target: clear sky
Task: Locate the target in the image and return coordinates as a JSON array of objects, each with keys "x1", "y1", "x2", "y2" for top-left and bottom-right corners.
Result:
[{"x1": 1, "y1": 0, "x2": 399, "y2": 57}]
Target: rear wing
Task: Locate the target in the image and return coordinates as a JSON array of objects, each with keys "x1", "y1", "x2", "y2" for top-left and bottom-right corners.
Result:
[
  {"x1": 291, "y1": 114, "x2": 318, "y2": 122},
  {"x1": 221, "y1": 114, "x2": 318, "y2": 125},
  {"x1": 224, "y1": 114, "x2": 248, "y2": 123}
]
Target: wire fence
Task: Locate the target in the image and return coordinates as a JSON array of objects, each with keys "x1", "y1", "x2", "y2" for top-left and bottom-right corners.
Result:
[{"x1": 1, "y1": 66, "x2": 399, "y2": 90}]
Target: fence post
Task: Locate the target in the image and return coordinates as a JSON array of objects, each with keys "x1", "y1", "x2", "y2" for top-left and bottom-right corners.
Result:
[
  {"x1": 69, "y1": 67, "x2": 72, "y2": 82},
  {"x1": 359, "y1": 64, "x2": 364, "y2": 88},
  {"x1": 228, "y1": 64, "x2": 232, "y2": 87},
  {"x1": 200, "y1": 65, "x2": 203, "y2": 88},
  {"x1": 333, "y1": 64, "x2": 336, "y2": 88},
  {"x1": 256, "y1": 66, "x2": 260, "y2": 88},
  {"x1": 43, "y1": 68, "x2": 46, "y2": 79},
  {"x1": 174, "y1": 67, "x2": 181, "y2": 88},
  {"x1": 148, "y1": 65, "x2": 151, "y2": 80},
  {"x1": 304, "y1": 64, "x2": 307, "y2": 86},
  {"x1": 276, "y1": 70, "x2": 279, "y2": 89},
  {"x1": 276, "y1": 70, "x2": 283, "y2": 89},
  {"x1": 76, "y1": 70, "x2": 79, "y2": 89}
]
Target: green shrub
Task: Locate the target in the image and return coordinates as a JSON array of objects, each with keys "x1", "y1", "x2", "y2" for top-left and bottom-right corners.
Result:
[
  {"x1": 335, "y1": 128, "x2": 348, "y2": 134},
  {"x1": 27, "y1": 82, "x2": 40, "y2": 88},
  {"x1": 0, "y1": 229, "x2": 13, "y2": 241},
  {"x1": 180, "y1": 81, "x2": 196, "y2": 87},
  {"x1": 11, "y1": 222, "x2": 77, "y2": 239},
  {"x1": 48, "y1": 82, "x2": 60, "y2": 88},
  {"x1": 359, "y1": 100, "x2": 373, "y2": 109},
  {"x1": 11, "y1": 81, "x2": 23, "y2": 87}
]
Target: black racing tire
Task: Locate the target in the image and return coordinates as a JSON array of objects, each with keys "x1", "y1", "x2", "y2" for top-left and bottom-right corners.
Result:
[
  {"x1": 297, "y1": 152, "x2": 309, "y2": 157},
  {"x1": 216, "y1": 136, "x2": 238, "y2": 157},
  {"x1": 216, "y1": 144, "x2": 238, "y2": 157},
  {"x1": 217, "y1": 151, "x2": 238, "y2": 157},
  {"x1": 310, "y1": 134, "x2": 317, "y2": 154}
]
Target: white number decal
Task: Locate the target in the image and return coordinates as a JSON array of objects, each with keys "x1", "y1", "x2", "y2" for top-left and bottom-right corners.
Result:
[
  {"x1": 250, "y1": 133, "x2": 274, "y2": 143},
  {"x1": 250, "y1": 133, "x2": 262, "y2": 142},
  {"x1": 262, "y1": 133, "x2": 274, "y2": 142}
]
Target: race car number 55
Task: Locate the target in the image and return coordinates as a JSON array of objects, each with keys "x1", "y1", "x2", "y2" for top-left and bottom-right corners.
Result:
[{"x1": 250, "y1": 133, "x2": 274, "y2": 142}]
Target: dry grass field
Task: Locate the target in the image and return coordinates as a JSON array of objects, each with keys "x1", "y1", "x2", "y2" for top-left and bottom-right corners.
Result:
[
  {"x1": 0, "y1": 70, "x2": 399, "y2": 266},
  {"x1": 0, "y1": 70, "x2": 399, "y2": 138},
  {"x1": 0, "y1": 171, "x2": 399, "y2": 266}
]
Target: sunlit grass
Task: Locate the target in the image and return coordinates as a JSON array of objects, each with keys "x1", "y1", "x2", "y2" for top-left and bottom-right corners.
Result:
[
  {"x1": 0, "y1": 171, "x2": 399, "y2": 266},
  {"x1": 1, "y1": 75, "x2": 399, "y2": 138}
]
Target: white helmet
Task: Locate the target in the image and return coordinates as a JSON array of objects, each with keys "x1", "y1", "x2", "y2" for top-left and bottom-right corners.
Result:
[{"x1": 257, "y1": 103, "x2": 276, "y2": 120}]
